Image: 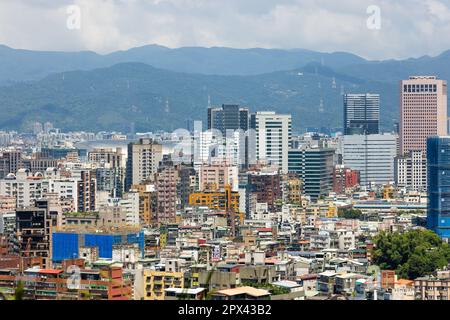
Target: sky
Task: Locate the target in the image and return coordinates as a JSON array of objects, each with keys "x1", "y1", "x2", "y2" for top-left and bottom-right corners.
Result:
[{"x1": 0, "y1": 0, "x2": 450, "y2": 60}]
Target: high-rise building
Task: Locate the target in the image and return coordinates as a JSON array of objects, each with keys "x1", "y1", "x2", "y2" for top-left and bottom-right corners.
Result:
[
  {"x1": 0, "y1": 151, "x2": 23, "y2": 179},
  {"x1": 344, "y1": 93, "x2": 380, "y2": 135},
  {"x1": 96, "y1": 167, "x2": 124, "y2": 198},
  {"x1": 125, "y1": 138, "x2": 163, "y2": 191},
  {"x1": 155, "y1": 156, "x2": 178, "y2": 224},
  {"x1": 77, "y1": 170, "x2": 96, "y2": 212},
  {"x1": 400, "y1": 76, "x2": 447, "y2": 156},
  {"x1": 207, "y1": 104, "x2": 249, "y2": 135},
  {"x1": 341, "y1": 134, "x2": 397, "y2": 187},
  {"x1": 427, "y1": 136, "x2": 450, "y2": 239},
  {"x1": 394, "y1": 150, "x2": 427, "y2": 192},
  {"x1": 251, "y1": 112, "x2": 292, "y2": 174},
  {"x1": 288, "y1": 147, "x2": 335, "y2": 201},
  {"x1": 176, "y1": 164, "x2": 197, "y2": 210},
  {"x1": 16, "y1": 200, "x2": 52, "y2": 268}
]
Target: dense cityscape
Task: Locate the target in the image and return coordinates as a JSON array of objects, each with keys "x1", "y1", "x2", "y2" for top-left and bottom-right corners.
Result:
[{"x1": 0, "y1": 75, "x2": 449, "y2": 301}]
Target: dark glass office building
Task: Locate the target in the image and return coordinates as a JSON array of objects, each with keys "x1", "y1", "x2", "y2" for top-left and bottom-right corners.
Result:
[
  {"x1": 207, "y1": 104, "x2": 249, "y2": 135},
  {"x1": 344, "y1": 94, "x2": 380, "y2": 135},
  {"x1": 427, "y1": 136, "x2": 450, "y2": 239},
  {"x1": 288, "y1": 148, "x2": 335, "y2": 201}
]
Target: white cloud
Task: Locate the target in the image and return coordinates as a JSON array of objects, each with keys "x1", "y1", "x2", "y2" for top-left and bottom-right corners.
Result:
[{"x1": 0, "y1": 0, "x2": 449, "y2": 59}]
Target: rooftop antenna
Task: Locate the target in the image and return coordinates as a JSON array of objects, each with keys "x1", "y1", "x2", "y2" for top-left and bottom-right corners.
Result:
[
  {"x1": 207, "y1": 95, "x2": 211, "y2": 108},
  {"x1": 332, "y1": 77, "x2": 337, "y2": 89}
]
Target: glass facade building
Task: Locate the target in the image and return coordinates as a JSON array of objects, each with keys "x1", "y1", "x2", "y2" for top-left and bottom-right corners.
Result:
[
  {"x1": 207, "y1": 104, "x2": 249, "y2": 135},
  {"x1": 344, "y1": 94, "x2": 380, "y2": 135},
  {"x1": 288, "y1": 148, "x2": 334, "y2": 200},
  {"x1": 427, "y1": 136, "x2": 450, "y2": 239}
]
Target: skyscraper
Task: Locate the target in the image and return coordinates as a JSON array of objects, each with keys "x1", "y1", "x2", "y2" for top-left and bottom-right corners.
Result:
[
  {"x1": 288, "y1": 147, "x2": 335, "y2": 201},
  {"x1": 341, "y1": 134, "x2": 397, "y2": 187},
  {"x1": 207, "y1": 104, "x2": 249, "y2": 135},
  {"x1": 125, "y1": 138, "x2": 163, "y2": 191},
  {"x1": 400, "y1": 76, "x2": 447, "y2": 156},
  {"x1": 251, "y1": 112, "x2": 292, "y2": 174},
  {"x1": 344, "y1": 93, "x2": 380, "y2": 135},
  {"x1": 427, "y1": 136, "x2": 450, "y2": 239}
]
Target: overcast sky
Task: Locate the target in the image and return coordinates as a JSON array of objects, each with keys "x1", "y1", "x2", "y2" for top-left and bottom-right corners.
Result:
[{"x1": 1, "y1": 0, "x2": 450, "y2": 60}]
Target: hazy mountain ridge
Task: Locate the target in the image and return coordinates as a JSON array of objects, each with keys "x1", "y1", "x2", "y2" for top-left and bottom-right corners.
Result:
[
  {"x1": 0, "y1": 62, "x2": 397, "y2": 132},
  {"x1": 0, "y1": 44, "x2": 448, "y2": 132}
]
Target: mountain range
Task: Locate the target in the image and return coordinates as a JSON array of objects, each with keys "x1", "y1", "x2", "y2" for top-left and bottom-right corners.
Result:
[{"x1": 0, "y1": 44, "x2": 449, "y2": 132}]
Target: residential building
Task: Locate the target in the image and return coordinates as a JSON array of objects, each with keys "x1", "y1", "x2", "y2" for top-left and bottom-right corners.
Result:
[
  {"x1": 125, "y1": 138, "x2": 163, "y2": 191},
  {"x1": 394, "y1": 150, "x2": 427, "y2": 192}
]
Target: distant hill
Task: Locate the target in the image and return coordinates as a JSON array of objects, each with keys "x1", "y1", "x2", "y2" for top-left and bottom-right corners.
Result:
[
  {"x1": 0, "y1": 44, "x2": 367, "y2": 84},
  {"x1": 0, "y1": 44, "x2": 448, "y2": 132},
  {"x1": 0, "y1": 62, "x2": 398, "y2": 132}
]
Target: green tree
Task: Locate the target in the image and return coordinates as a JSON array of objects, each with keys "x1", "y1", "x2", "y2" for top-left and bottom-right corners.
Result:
[
  {"x1": 372, "y1": 230, "x2": 450, "y2": 279},
  {"x1": 14, "y1": 281, "x2": 24, "y2": 300},
  {"x1": 338, "y1": 208, "x2": 363, "y2": 220}
]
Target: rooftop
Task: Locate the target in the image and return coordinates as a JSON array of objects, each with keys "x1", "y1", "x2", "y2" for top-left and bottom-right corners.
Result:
[{"x1": 215, "y1": 286, "x2": 270, "y2": 297}]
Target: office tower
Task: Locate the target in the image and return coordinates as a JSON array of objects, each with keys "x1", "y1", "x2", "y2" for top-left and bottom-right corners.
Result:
[
  {"x1": 288, "y1": 147, "x2": 335, "y2": 201},
  {"x1": 400, "y1": 76, "x2": 447, "y2": 155},
  {"x1": 251, "y1": 112, "x2": 292, "y2": 174},
  {"x1": 394, "y1": 150, "x2": 427, "y2": 192},
  {"x1": 341, "y1": 134, "x2": 397, "y2": 187},
  {"x1": 344, "y1": 93, "x2": 380, "y2": 135},
  {"x1": 77, "y1": 170, "x2": 96, "y2": 212},
  {"x1": 125, "y1": 138, "x2": 163, "y2": 191},
  {"x1": 427, "y1": 136, "x2": 450, "y2": 238},
  {"x1": 16, "y1": 201, "x2": 52, "y2": 268},
  {"x1": 207, "y1": 104, "x2": 249, "y2": 135}
]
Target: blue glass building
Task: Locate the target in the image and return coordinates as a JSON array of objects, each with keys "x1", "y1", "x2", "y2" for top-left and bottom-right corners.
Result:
[
  {"x1": 427, "y1": 136, "x2": 450, "y2": 238},
  {"x1": 52, "y1": 230, "x2": 145, "y2": 262}
]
